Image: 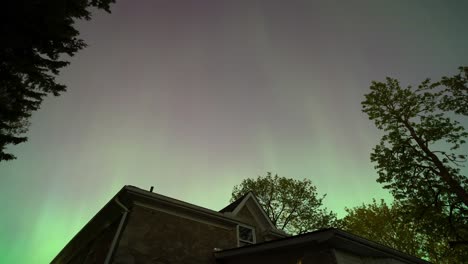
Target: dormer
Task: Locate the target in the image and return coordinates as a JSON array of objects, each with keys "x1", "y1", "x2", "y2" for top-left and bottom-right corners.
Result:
[{"x1": 220, "y1": 192, "x2": 288, "y2": 244}]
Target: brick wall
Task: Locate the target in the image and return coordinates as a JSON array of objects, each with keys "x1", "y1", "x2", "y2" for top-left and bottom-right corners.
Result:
[
  {"x1": 113, "y1": 205, "x2": 238, "y2": 264},
  {"x1": 66, "y1": 218, "x2": 120, "y2": 264}
]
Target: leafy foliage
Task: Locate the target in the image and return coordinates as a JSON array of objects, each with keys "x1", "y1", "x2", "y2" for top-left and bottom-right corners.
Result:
[
  {"x1": 361, "y1": 67, "x2": 468, "y2": 247},
  {"x1": 342, "y1": 200, "x2": 468, "y2": 263},
  {"x1": 0, "y1": 0, "x2": 115, "y2": 161},
  {"x1": 231, "y1": 172, "x2": 338, "y2": 235}
]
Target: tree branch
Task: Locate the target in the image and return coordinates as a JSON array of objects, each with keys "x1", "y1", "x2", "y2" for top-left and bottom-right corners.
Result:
[{"x1": 401, "y1": 118, "x2": 468, "y2": 207}]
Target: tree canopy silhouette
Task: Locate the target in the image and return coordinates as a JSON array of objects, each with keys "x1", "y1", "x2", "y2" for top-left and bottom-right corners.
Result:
[
  {"x1": 341, "y1": 199, "x2": 468, "y2": 263},
  {"x1": 231, "y1": 172, "x2": 338, "y2": 235},
  {"x1": 362, "y1": 66, "x2": 468, "y2": 247},
  {"x1": 0, "y1": 0, "x2": 115, "y2": 161}
]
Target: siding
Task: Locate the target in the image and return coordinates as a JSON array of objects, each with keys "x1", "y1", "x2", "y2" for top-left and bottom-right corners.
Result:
[
  {"x1": 335, "y1": 249, "x2": 407, "y2": 264},
  {"x1": 219, "y1": 245, "x2": 336, "y2": 264}
]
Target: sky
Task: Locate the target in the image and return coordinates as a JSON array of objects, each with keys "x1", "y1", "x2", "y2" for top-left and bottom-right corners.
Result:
[{"x1": 1, "y1": 1, "x2": 467, "y2": 263}]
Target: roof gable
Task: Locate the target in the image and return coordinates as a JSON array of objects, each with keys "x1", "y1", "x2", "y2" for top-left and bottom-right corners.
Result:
[
  {"x1": 220, "y1": 192, "x2": 249, "y2": 213},
  {"x1": 220, "y1": 192, "x2": 282, "y2": 235}
]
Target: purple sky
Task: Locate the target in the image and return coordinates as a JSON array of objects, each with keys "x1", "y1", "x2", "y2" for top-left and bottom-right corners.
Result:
[{"x1": 1, "y1": 1, "x2": 467, "y2": 263}]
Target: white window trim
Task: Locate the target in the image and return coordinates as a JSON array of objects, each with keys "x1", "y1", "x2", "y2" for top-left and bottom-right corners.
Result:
[{"x1": 236, "y1": 224, "x2": 256, "y2": 247}]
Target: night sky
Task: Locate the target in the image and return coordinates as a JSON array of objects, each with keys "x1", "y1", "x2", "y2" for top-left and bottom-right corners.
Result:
[{"x1": 1, "y1": 1, "x2": 468, "y2": 263}]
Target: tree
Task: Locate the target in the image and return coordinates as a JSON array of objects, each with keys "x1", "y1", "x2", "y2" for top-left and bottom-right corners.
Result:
[
  {"x1": 361, "y1": 67, "x2": 468, "y2": 246},
  {"x1": 230, "y1": 172, "x2": 338, "y2": 235},
  {"x1": 341, "y1": 199, "x2": 468, "y2": 263},
  {"x1": 342, "y1": 200, "x2": 419, "y2": 256},
  {"x1": 0, "y1": 0, "x2": 115, "y2": 161}
]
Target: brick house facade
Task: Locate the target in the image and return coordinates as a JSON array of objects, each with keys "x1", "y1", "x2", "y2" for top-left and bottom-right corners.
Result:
[{"x1": 52, "y1": 186, "x2": 429, "y2": 264}]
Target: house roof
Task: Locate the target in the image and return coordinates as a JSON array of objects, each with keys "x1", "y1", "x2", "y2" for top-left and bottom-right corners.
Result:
[
  {"x1": 218, "y1": 192, "x2": 288, "y2": 237},
  {"x1": 214, "y1": 228, "x2": 431, "y2": 264},
  {"x1": 52, "y1": 185, "x2": 254, "y2": 263},
  {"x1": 125, "y1": 185, "x2": 247, "y2": 225},
  {"x1": 53, "y1": 186, "x2": 429, "y2": 264},
  {"x1": 219, "y1": 192, "x2": 250, "y2": 213}
]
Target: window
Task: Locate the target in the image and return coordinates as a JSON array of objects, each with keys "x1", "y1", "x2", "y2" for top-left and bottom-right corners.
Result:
[{"x1": 237, "y1": 225, "x2": 255, "y2": 246}]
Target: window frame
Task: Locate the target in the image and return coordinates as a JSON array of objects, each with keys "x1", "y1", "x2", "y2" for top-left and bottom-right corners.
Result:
[{"x1": 236, "y1": 224, "x2": 256, "y2": 247}]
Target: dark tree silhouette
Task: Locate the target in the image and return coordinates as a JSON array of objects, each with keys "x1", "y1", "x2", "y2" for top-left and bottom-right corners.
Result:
[
  {"x1": 0, "y1": 0, "x2": 115, "y2": 161},
  {"x1": 231, "y1": 172, "x2": 338, "y2": 235},
  {"x1": 362, "y1": 67, "x2": 468, "y2": 247},
  {"x1": 342, "y1": 199, "x2": 468, "y2": 263}
]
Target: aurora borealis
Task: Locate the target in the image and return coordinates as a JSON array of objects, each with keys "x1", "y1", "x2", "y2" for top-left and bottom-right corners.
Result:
[{"x1": 1, "y1": 1, "x2": 467, "y2": 263}]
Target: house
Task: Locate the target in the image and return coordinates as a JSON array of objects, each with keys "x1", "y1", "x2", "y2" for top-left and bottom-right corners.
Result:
[{"x1": 52, "y1": 185, "x2": 430, "y2": 264}]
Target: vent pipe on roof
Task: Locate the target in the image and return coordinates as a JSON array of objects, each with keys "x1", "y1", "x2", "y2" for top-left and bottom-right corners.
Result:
[{"x1": 150, "y1": 186, "x2": 154, "y2": 192}]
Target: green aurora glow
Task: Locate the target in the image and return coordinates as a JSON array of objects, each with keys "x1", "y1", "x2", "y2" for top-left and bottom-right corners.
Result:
[{"x1": 0, "y1": 1, "x2": 467, "y2": 263}]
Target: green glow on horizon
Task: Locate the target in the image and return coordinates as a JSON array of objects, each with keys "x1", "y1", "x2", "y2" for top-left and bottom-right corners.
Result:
[{"x1": 1, "y1": 1, "x2": 467, "y2": 263}]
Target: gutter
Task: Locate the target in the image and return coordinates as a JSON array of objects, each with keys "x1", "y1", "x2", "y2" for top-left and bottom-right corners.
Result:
[{"x1": 104, "y1": 197, "x2": 130, "y2": 264}]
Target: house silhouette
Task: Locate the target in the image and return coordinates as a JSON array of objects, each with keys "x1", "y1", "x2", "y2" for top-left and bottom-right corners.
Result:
[{"x1": 52, "y1": 185, "x2": 430, "y2": 264}]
